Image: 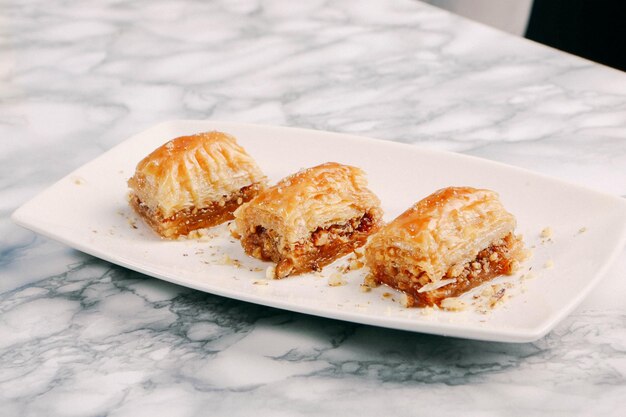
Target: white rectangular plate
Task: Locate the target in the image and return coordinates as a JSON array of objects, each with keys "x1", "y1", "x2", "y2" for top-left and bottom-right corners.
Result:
[{"x1": 12, "y1": 121, "x2": 626, "y2": 342}]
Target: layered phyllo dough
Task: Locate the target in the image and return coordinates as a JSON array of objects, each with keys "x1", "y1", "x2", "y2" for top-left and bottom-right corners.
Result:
[
  {"x1": 365, "y1": 187, "x2": 525, "y2": 307},
  {"x1": 128, "y1": 131, "x2": 266, "y2": 238},
  {"x1": 233, "y1": 162, "x2": 383, "y2": 278}
]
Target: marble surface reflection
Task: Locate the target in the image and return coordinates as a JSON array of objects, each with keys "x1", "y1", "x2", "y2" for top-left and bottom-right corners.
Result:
[{"x1": 1, "y1": 0, "x2": 625, "y2": 416}]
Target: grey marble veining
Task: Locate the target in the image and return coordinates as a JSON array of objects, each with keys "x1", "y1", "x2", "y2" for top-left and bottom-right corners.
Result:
[
  {"x1": 1, "y1": 0, "x2": 625, "y2": 416},
  {"x1": 2, "y1": 258, "x2": 626, "y2": 416}
]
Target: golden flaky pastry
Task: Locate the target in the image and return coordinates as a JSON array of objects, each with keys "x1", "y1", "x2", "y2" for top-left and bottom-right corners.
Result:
[
  {"x1": 233, "y1": 162, "x2": 383, "y2": 278},
  {"x1": 128, "y1": 131, "x2": 266, "y2": 238},
  {"x1": 365, "y1": 187, "x2": 526, "y2": 307}
]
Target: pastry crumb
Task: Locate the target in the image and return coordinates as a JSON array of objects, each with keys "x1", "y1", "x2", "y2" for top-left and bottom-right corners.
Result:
[
  {"x1": 265, "y1": 265, "x2": 276, "y2": 279},
  {"x1": 420, "y1": 307, "x2": 434, "y2": 316},
  {"x1": 522, "y1": 248, "x2": 534, "y2": 261},
  {"x1": 349, "y1": 258, "x2": 364, "y2": 271},
  {"x1": 363, "y1": 274, "x2": 380, "y2": 288},
  {"x1": 228, "y1": 222, "x2": 241, "y2": 239},
  {"x1": 577, "y1": 227, "x2": 587, "y2": 234},
  {"x1": 544, "y1": 259, "x2": 554, "y2": 269},
  {"x1": 253, "y1": 279, "x2": 269, "y2": 285},
  {"x1": 127, "y1": 217, "x2": 138, "y2": 229},
  {"x1": 540, "y1": 227, "x2": 553, "y2": 239},
  {"x1": 399, "y1": 293, "x2": 410, "y2": 308},
  {"x1": 328, "y1": 272, "x2": 346, "y2": 287},
  {"x1": 540, "y1": 227, "x2": 553, "y2": 245}
]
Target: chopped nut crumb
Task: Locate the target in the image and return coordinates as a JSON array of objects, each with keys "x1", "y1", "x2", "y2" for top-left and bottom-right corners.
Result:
[
  {"x1": 441, "y1": 297, "x2": 467, "y2": 311},
  {"x1": 186, "y1": 228, "x2": 218, "y2": 241},
  {"x1": 220, "y1": 255, "x2": 242, "y2": 267},
  {"x1": 578, "y1": 227, "x2": 587, "y2": 234},
  {"x1": 471, "y1": 282, "x2": 513, "y2": 313},
  {"x1": 488, "y1": 288, "x2": 507, "y2": 308}
]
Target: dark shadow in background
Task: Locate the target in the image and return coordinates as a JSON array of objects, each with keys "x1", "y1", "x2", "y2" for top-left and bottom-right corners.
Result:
[{"x1": 526, "y1": 0, "x2": 625, "y2": 71}]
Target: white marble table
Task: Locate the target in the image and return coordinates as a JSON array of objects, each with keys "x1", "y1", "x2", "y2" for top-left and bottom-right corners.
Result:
[{"x1": 2, "y1": 1, "x2": 626, "y2": 416}]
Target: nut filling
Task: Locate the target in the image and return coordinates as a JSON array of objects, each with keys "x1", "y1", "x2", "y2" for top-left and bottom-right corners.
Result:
[
  {"x1": 241, "y1": 212, "x2": 378, "y2": 278},
  {"x1": 131, "y1": 183, "x2": 262, "y2": 238},
  {"x1": 372, "y1": 233, "x2": 522, "y2": 307}
]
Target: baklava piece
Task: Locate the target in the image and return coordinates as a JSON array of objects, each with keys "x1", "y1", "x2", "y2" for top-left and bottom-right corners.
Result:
[
  {"x1": 128, "y1": 131, "x2": 266, "y2": 238},
  {"x1": 365, "y1": 187, "x2": 525, "y2": 307},
  {"x1": 233, "y1": 162, "x2": 383, "y2": 278}
]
